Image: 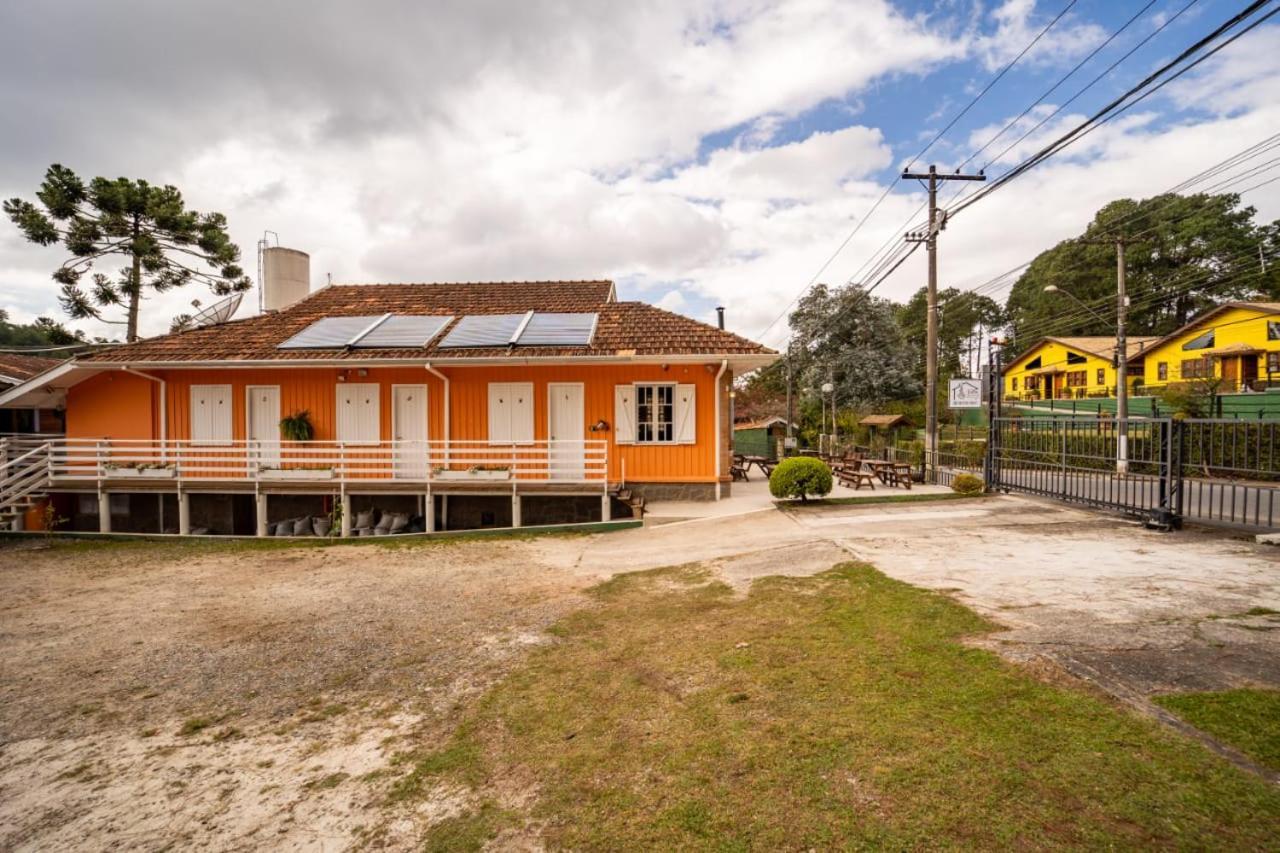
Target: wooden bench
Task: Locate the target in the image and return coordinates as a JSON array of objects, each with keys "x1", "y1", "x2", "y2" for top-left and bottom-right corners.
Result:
[
  {"x1": 837, "y1": 467, "x2": 876, "y2": 490},
  {"x1": 885, "y1": 463, "x2": 914, "y2": 489}
]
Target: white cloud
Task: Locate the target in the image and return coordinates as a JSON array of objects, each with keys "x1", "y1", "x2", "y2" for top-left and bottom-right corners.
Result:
[
  {"x1": 972, "y1": 0, "x2": 1106, "y2": 72},
  {"x1": 0, "y1": 1, "x2": 1276, "y2": 362}
]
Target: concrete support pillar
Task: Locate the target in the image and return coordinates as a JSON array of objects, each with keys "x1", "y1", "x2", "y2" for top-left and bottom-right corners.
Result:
[
  {"x1": 512, "y1": 494, "x2": 522, "y2": 528},
  {"x1": 98, "y1": 491, "x2": 111, "y2": 533},
  {"x1": 340, "y1": 493, "x2": 352, "y2": 537},
  {"x1": 601, "y1": 493, "x2": 612, "y2": 522},
  {"x1": 424, "y1": 494, "x2": 436, "y2": 533},
  {"x1": 178, "y1": 491, "x2": 191, "y2": 536},
  {"x1": 441, "y1": 495, "x2": 449, "y2": 531},
  {"x1": 255, "y1": 493, "x2": 268, "y2": 537}
]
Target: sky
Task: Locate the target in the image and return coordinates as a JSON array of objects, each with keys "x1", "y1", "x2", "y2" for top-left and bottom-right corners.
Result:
[{"x1": 0, "y1": 0, "x2": 1277, "y2": 349}]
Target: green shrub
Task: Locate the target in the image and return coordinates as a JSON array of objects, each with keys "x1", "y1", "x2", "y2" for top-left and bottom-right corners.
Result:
[
  {"x1": 769, "y1": 457, "x2": 833, "y2": 503},
  {"x1": 950, "y1": 473, "x2": 985, "y2": 496}
]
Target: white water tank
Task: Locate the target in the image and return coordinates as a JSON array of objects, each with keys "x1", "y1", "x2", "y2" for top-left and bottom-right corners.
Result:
[{"x1": 262, "y1": 247, "x2": 310, "y2": 311}]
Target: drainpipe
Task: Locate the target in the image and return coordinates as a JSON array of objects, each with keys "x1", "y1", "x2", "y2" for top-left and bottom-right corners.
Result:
[
  {"x1": 122, "y1": 367, "x2": 167, "y2": 455},
  {"x1": 714, "y1": 359, "x2": 728, "y2": 500},
  {"x1": 425, "y1": 363, "x2": 450, "y2": 465}
]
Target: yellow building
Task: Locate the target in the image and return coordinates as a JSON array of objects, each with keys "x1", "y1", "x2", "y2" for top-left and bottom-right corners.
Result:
[
  {"x1": 1140, "y1": 302, "x2": 1280, "y2": 392},
  {"x1": 1003, "y1": 336, "x2": 1158, "y2": 401}
]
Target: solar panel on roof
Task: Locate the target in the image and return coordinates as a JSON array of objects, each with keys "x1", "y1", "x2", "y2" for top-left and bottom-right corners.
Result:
[
  {"x1": 352, "y1": 315, "x2": 452, "y2": 348},
  {"x1": 278, "y1": 316, "x2": 385, "y2": 349},
  {"x1": 516, "y1": 312, "x2": 597, "y2": 346},
  {"x1": 438, "y1": 313, "x2": 527, "y2": 348}
]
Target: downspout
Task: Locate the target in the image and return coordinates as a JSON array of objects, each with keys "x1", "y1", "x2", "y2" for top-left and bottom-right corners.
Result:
[
  {"x1": 714, "y1": 359, "x2": 728, "y2": 501},
  {"x1": 122, "y1": 367, "x2": 167, "y2": 450},
  {"x1": 425, "y1": 362, "x2": 450, "y2": 454}
]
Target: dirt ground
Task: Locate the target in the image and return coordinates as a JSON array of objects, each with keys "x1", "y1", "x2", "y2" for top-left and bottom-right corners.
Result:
[{"x1": 1, "y1": 495, "x2": 1278, "y2": 849}]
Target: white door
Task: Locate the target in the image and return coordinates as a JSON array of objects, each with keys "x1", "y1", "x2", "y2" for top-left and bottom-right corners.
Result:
[
  {"x1": 548, "y1": 383, "x2": 585, "y2": 480},
  {"x1": 246, "y1": 386, "x2": 281, "y2": 466},
  {"x1": 393, "y1": 385, "x2": 428, "y2": 478}
]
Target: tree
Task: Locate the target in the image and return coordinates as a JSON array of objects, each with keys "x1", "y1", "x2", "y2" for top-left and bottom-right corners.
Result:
[
  {"x1": 4, "y1": 164, "x2": 251, "y2": 341},
  {"x1": 789, "y1": 282, "x2": 920, "y2": 408},
  {"x1": 0, "y1": 309, "x2": 84, "y2": 347},
  {"x1": 897, "y1": 286, "x2": 1004, "y2": 384},
  {"x1": 1004, "y1": 193, "x2": 1280, "y2": 355}
]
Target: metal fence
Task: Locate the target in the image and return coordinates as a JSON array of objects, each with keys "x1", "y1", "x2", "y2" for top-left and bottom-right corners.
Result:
[{"x1": 929, "y1": 417, "x2": 1280, "y2": 531}]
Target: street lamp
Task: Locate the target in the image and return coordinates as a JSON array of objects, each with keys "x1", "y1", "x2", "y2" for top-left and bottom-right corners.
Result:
[
  {"x1": 821, "y1": 382, "x2": 835, "y2": 449},
  {"x1": 1042, "y1": 283, "x2": 1130, "y2": 474}
]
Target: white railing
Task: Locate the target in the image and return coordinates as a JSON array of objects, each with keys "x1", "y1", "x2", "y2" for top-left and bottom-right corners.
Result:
[
  {"x1": 0, "y1": 439, "x2": 52, "y2": 515},
  {"x1": 44, "y1": 438, "x2": 609, "y2": 486}
]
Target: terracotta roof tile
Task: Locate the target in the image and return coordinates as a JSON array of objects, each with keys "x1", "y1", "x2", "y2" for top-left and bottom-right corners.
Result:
[
  {"x1": 0, "y1": 353, "x2": 62, "y2": 382},
  {"x1": 82, "y1": 280, "x2": 775, "y2": 363}
]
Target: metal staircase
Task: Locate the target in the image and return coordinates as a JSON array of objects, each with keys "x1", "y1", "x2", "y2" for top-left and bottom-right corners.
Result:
[{"x1": 0, "y1": 439, "x2": 52, "y2": 531}]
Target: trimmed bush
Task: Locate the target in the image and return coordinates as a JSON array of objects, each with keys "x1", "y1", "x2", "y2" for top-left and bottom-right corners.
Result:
[
  {"x1": 950, "y1": 473, "x2": 985, "y2": 496},
  {"x1": 769, "y1": 457, "x2": 833, "y2": 503}
]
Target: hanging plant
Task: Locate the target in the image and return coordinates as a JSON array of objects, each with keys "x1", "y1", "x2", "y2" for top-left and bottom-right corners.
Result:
[{"x1": 279, "y1": 410, "x2": 315, "y2": 442}]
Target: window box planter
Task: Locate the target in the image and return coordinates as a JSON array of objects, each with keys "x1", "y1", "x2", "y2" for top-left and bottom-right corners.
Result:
[
  {"x1": 260, "y1": 467, "x2": 334, "y2": 481},
  {"x1": 435, "y1": 468, "x2": 511, "y2": 481},
  {"x1": 107, "y1": 466, "x2": 177, "y2": 478}
]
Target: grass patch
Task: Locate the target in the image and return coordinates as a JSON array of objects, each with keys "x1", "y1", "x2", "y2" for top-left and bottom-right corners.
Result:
[
  {"x1": 422, "y1": 801, "x2": 512, "y2": 853},
  {"x1": 178, "y1": 717, "x2": 213, "y2": 736},
  {"x1": 778, "y1": 491, "x2": 986, "y2": 509},
  {"x1": 387, "y1": 734, "x2": 484, "y2": 803},
  {"x1": 393, "y1": 561, "x2": 1280, "y2": 849},
  {"x1": 304, "y1": 772, "x2": 349, "y2": 791},
  {"x1": 1154, "y1": 689, "x2": 1280, "y2": 771}
]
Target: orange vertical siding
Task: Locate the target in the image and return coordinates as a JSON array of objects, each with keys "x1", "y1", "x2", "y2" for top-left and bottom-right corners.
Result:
[{"x1": 65, "y1": 362, "x2": 729, "y2": 483}]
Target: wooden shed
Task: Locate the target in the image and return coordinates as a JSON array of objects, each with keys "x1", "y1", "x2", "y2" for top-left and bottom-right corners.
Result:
[
  {"x1": 733, "y1": 416, "x2": 789, "y2": 461},
  {"x1": 859, "y1": 413, "x2": 906, "y2": 445}
]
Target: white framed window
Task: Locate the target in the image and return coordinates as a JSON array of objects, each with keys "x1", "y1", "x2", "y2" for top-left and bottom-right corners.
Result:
[
  {"x1": 488, "y1": 382, "x2": 534, "y2": 444},
  {"x1": 636, "y1": 384, "x2": 674, "y2": 443},
  {"x1": 616, "y1": 383, "x2": 695, "y2": 445},
  {"x1": 336, "y1": 383, "x2": 380, "y2": 444},
  {"x1": 190, "y1": 384, "x2": 232, "y2": 445}
]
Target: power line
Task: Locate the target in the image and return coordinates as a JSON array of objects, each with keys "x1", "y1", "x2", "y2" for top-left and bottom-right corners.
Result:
[{"x1": 750, "y1": 0, "x2": 1081, "y2": 342}]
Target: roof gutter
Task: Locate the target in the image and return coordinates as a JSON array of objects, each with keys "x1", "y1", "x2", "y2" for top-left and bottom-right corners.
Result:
[
  {"x1": 121, "y1": 367, "x2": 167, "y2": 447},
  {"x1": 714, "y1": 359, "x2": 728, "y2": 501},
  {"x1": 76, "y1": 353, "x2": 779, "y2": 370}
]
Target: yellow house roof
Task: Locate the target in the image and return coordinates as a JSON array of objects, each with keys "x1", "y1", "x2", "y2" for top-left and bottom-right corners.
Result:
[
  {"x1": 1140, "y1": 301, "x2": 1280, "y2": 355},
  {"x1": 1003, "y1": 335, "x2": 1159, "y2": 374}
]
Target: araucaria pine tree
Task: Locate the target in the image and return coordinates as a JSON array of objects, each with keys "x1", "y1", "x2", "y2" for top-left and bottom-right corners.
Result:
[{"x1": 4, "y1": 164, "x2": 251, "y2": 341}]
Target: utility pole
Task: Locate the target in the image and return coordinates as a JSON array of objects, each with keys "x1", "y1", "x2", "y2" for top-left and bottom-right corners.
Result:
[
  {"x1": 1082, "y1": 234, "x2": 1132, "y2": 475},
  {"x1": 902, "y1": 164, "x2": 986, "y2": 480},
  {"x1": 1115, "y1": 237, "x2": 1129, "y2": 475},
  {"x1": 785, "y1": 342, "x2": 794, "y2": 453}
]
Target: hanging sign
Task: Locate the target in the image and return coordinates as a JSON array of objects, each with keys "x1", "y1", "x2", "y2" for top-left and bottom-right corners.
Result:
[{"x1": 948, "y1": 378, "x2": 983, "y2": 409}]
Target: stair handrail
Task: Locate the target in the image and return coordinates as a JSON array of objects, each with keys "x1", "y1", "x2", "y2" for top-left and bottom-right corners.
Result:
[
  {"x1": 0, "y1": 441, "x2": 52, "y2": 512},
  {"x1": 0, "y1": 440, "x2": 51, "y2": 479}
]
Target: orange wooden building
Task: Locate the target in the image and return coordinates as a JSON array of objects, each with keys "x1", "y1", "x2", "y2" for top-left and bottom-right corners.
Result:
[{"x1": 0, "y1": 279, "x2": 775, "y2": 535}]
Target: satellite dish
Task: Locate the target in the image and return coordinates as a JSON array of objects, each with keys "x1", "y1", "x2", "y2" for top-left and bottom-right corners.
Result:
[{"x1": 173, "y1": 292, "x2": 244, "y2": 332}]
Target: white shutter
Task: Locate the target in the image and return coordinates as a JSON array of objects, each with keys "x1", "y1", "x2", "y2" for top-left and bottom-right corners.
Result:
[
  {"x1": 674, "y1": 384, "x2": 696, "y2": 444},
  {"x1": 337, "y1": 383, "x2": 380, "y2": 444},
  {"x1": 510, "y1": 382, "x2": 534, "y2": 444},
  {"x1": 614, "y1": 385, "x2": 636, "y2": 444},
  {"x1": 488, "y1": 383, "x2": 511, "y2": 444},
  {"x1": 191, "y1": 384, "x2": 231, "y2": 445}
]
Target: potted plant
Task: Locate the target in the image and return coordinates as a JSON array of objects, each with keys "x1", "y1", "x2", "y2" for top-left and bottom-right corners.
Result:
[
  {"x1": 436, "y1": 464, "x2": 511, "y2": 481},
  {"x1": 105, "y1": 462, "x2": 177, "y2": 478},
  {"x1": 279, "y1": 410, "x2": 315, "y2": 442}
]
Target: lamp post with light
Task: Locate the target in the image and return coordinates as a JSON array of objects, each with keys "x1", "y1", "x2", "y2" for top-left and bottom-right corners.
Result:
[
  {"x1": 821, "y1": 381, "x2": 835, "y2": 451},
  {"x1": 1042, "y1": 283, "x2": 1129, "y2": 474}
]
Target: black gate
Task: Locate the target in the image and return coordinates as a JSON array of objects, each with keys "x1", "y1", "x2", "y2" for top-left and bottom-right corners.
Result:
[{"x1": 966, "y1": 416, "x2": 1280, "y2": 532}]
